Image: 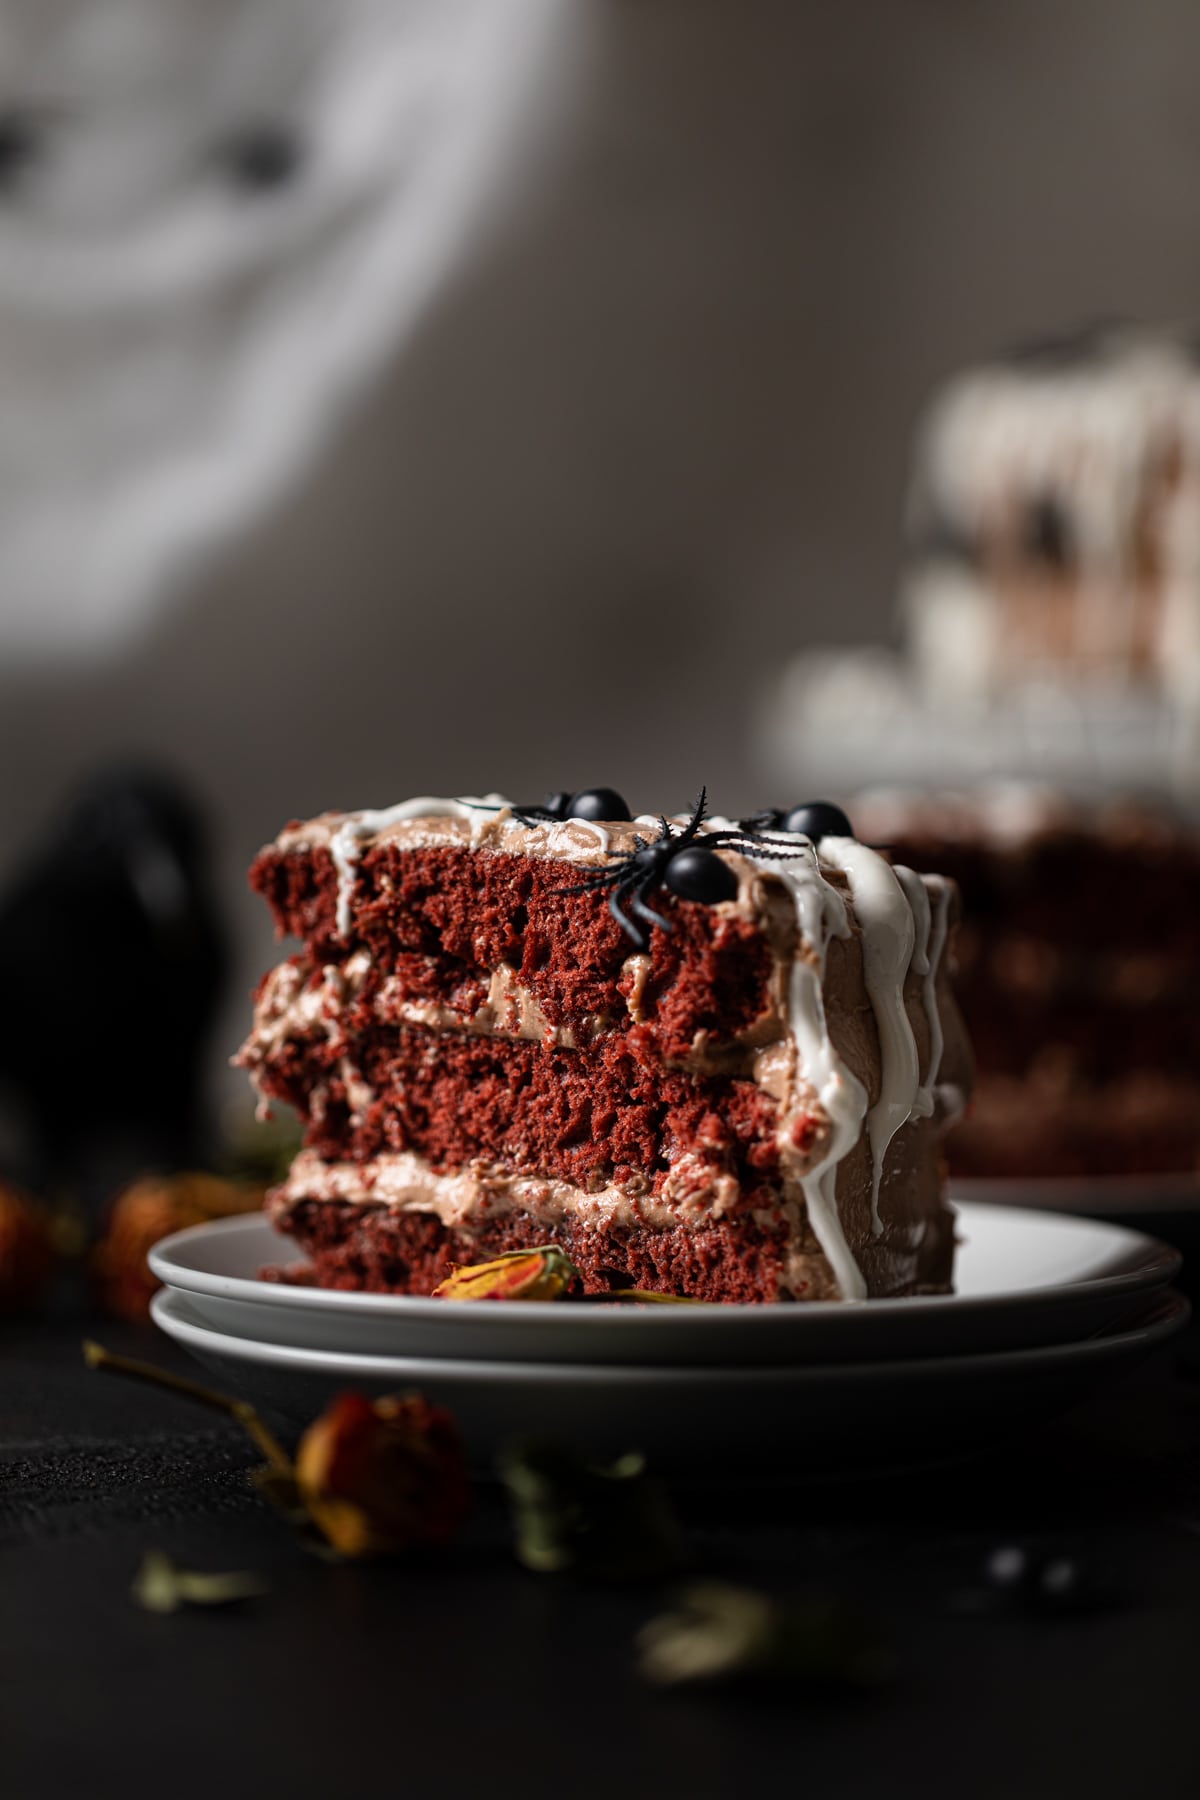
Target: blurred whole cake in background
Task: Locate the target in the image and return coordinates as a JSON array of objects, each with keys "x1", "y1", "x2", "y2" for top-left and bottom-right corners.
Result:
[{"x1": 769, "y1": 322, "x2": 1200, "y2": 1183}]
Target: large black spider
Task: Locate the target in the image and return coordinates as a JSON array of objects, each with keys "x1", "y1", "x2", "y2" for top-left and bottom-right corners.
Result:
[{"x1": 565, "y1": 788, "x2": 803, "y2": 950}]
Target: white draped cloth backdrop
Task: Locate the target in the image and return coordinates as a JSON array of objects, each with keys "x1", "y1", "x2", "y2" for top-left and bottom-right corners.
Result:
[{"x1": 0, "y1": 0, "x2": 563, "y2": 664}]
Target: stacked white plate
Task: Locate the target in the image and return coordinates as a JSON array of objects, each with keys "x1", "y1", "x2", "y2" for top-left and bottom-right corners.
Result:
[{"x1": 150, "y1": 1201, "x2": 1188, "y2": 1475}]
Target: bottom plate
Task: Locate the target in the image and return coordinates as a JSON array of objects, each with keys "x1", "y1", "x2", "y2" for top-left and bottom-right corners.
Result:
[{"x1": 151, "y1": 1286, "x2": 1189, "y2": 1476}]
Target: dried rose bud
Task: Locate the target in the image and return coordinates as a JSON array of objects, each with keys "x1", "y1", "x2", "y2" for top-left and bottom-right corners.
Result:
[
  {"x1": 91, "y1": 1172, "x2": 264, "y2": 1322},
  {"x1": 433, "y1": 1246, "x2": 579, "y2": 1302},
  {"x1": 295, "y1": 1392, "x2": 470, "y2": 1557},
  {"x1": 0, "y1": 1180, "x2": 55, "y2": 1313}
]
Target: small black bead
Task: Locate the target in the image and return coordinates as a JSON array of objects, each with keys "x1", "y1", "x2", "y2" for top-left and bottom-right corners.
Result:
[
  {"x1": 1032, "y1": 1556, "x2": 1086, "y2": 1612},
  {"x1": 664, "y1": 846, "x2": 738, "y2": 905},
  {"x1": 222, "y1": 125, "x2": 304, "y2": 194},
  {"x1": 542, "y1": 792, "x2": 572, "y2": 820},
  {"x1": 568, "y1": 788, "x2": 630, "y2": 822},
  {"x1": 781, "y1": 801, "x2": 854, "y2": 841}
]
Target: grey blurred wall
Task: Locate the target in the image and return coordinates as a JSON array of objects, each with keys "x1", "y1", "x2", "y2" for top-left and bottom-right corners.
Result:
[{"x1": 2, "y1": 0, "x2": 1199, "y2": 1089}]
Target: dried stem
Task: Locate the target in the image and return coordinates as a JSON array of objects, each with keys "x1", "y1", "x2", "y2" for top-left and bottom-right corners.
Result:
[{"x1": 82, "y1": 1340, "x2": 292, "y2": 1473}]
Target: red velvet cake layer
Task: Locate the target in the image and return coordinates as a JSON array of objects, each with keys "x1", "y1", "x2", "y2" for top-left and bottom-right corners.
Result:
[
  {"x1": 254, "y1": 1017, "x2": 809, "y2": 1197},
  {"x1": 275, "y1": 1195, "x2": 955, "y2": 1302},
  {"x1": 251, "y1": 843, "x2": 776, "y2": 1057},
  {"x1": 279, "y1": 1198, "x2": 791, "y2": 1302}
]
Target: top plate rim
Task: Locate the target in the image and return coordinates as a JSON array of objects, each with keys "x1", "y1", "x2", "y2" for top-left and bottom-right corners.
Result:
[{"x1": 148, "y1": 1199, "x2": 1182, "y2": 1326}]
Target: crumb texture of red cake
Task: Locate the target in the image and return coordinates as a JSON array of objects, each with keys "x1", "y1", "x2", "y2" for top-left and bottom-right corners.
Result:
[{"x1": 239, "y1": 796, "x2": 972, "y2": 1302}]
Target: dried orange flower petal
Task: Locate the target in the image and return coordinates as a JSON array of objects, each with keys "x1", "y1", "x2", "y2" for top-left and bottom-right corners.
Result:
[
  {"x1": 91, "y1": 1171, "x2": 264, "y2": 1321},
  {"x1": 0, "y1": 1180, "x2": 55, "y2": 1313},
  {"x1": 433, "y1": 1247, "x2": 579, "y2": 1302}
]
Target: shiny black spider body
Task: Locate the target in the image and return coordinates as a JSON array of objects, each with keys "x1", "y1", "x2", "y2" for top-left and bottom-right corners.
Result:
[{"x1": 567, "y1": 788, "x2": 801, "y2": 950}]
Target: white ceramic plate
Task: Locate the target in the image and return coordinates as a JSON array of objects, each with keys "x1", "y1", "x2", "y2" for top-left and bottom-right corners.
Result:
[
  {"x1": 150, "y1": 1286, "x2": 1189, "y2": 1474},
  {"x1": 149, "y1": 1202, "x2": 1181, "y2": 1367}
]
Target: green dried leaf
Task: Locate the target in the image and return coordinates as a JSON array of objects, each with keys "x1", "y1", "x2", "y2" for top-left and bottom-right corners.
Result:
[
  {"x1": 132, "y1": 1551, "x2": 268, "y2": 1615},
  {"x1": 498, "y1": 1439, "x2": 686, "y2": 1581},
  {"x1": 638, "y1": 1581, "x2": 891, "y2": 1689}
]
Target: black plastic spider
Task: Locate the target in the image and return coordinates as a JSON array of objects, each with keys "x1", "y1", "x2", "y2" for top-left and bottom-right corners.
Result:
[{"x1": 566, "y1": 788, "x2": 802, "y2": 950}]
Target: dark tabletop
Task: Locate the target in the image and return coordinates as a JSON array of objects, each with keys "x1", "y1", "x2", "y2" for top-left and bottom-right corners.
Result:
[{"x1": 5, "y1": 1291, "x2": 1200, "y2": 1800}]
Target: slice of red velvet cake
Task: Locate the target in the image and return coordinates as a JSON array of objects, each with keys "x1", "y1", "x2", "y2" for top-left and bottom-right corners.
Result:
[{"x1": 238, "y1": 793, "x2": 972, "y2": 1303}]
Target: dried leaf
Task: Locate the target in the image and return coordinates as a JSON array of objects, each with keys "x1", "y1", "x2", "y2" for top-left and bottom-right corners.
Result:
[
  {"x1": 638, "y1": 1581, "x2": 891, "y2": 1689},
  {"x1": 132, "y1": 1551, "x2": 268, "y2": 1615},
  {"x1": 498, "y1": 1439, "x2": 686, "y2": 1581},
  {"x1": 433, "y1": 1248, "x2": 579, "y2": 1302}
]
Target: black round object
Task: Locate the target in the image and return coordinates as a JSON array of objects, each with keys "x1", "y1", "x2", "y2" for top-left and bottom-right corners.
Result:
[
  {"x1": 781, "y1": 801, "x2": 854, "y2": 841},
  {"x1": 567, "y1": 788, "x2": 630, "y2": 822},
  {"x1": 0, "y1": 112, "x2": 40, "y2": 192},
  {"x1": 664, "y1": 846, "x2": 738, "y2": 905},
  {"x1": 223, "y1": 125, "x2": 304, "y2": 193},
  {"x1": 542, "y1": 792, "x2": 572, "y2": 819}
]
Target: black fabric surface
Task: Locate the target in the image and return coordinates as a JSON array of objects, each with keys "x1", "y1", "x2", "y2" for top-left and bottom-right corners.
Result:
[{"x1": 4, "y1": 1308, "x2": 1200, "y2": 1800}]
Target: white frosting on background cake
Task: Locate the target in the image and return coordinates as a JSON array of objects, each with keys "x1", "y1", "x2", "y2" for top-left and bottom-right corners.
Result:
[{"x1": 767, "y1": 325, "x2": 1200, "y2": 805}]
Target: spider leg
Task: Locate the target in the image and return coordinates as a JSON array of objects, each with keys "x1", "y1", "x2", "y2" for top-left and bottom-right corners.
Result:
[
  {"x1": 681, "y1": 788, "x2": 709, "y2": 844},
  {"x1": 564, "y1": 856, "x2": 632, "y2": 889},
  {"x1": 628, "y1": 882, "x2": 674, "y2": 937},
  {"x1": 704, "y1": 831, "x2": 800, "y2": 861},
  {"x1": 607, "y1": 879, "x2": 650, "y2": 948},
  {"x1": 734, "y1": 841, "x2": 806, "y2": 862}
]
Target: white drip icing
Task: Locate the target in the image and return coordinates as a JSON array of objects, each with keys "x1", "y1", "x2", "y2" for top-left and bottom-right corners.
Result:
[
  {"x1": 819, "y1": 839, "x2": 920, "y2": 1236},
  {"x1": 744, "y1": 836, "x2": 869, "y2": 1302}
]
